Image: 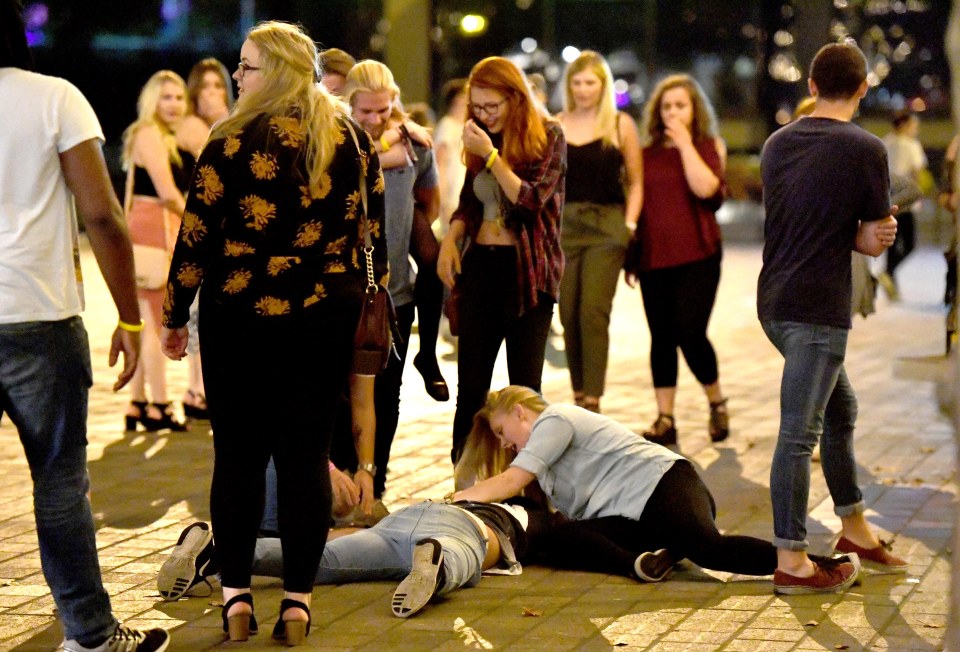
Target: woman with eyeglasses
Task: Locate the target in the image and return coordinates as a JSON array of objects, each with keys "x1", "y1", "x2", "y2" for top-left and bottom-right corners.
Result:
[
  {"x1": 121, "y1": 70, "x2": 192, "y2": 433},
  {"x1": 437, "y1": 56, "x2": 567, "y2": 464},
  {"x1": 159, "y1": 21, "x2": 385, "y2": 645},
  {"x1": 556, "y1": 51, "x2": 642, "y2": 415}
]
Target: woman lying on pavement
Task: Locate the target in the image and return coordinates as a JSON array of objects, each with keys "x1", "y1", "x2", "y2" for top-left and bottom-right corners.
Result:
[
  {"x1": 160, "y1": 497, "x2": 552, "y2": 620},
  {"x1": 451, "y1": 385, "x2": 860, "y2": 592}
]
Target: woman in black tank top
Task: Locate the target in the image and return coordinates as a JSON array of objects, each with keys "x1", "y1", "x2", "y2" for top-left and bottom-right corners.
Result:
[{"x1": 556, "y1": 51, "x2": 642, "y2": 414}]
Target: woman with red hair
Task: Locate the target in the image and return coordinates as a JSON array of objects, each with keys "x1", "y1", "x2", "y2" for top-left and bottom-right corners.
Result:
[{"x1": 438, "y1": 57, "x2": 567, "y2": 463}]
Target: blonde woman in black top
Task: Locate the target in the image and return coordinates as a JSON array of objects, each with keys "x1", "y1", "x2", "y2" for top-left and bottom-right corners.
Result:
[
  {"x1": 159, "y1": 21, "x2": 385, "y2": 645},
  {"x1": 557, "y1": 51, "x2": 642, "y2": 414}
]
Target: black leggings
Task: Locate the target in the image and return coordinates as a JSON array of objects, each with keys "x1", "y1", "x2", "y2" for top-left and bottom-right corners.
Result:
[
  {"x1": 410, "y1": 209, "x2": 443, "y2": 361},
  {"x1": 200, "y1": 299, "x2": 357, "y2": 592},
  {"x1": 638, "y1": 253, "x2": 721, "y2": 388},
  {"x1": 533, "y1": 460, "x2": 777, "y2": 577}
]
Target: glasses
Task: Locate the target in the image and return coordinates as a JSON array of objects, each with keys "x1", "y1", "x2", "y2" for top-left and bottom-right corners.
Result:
[
  {"x1": 470, "y1": 99, "x2": 506, "y2": 118},
  {"x1": 236, "y1": 61, "x2": 261, "y2": 76}
]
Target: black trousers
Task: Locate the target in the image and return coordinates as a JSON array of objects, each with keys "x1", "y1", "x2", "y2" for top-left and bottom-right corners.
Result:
[
  {"x1": 533, "y1": 460, "x2": 777, "y2": 577},
  {"x1": 638, "y1": 252, "x2": 721, "y2": 388},
  {"x1": 200, "y1": 298, "x2": 358, "y2": 592},
  {"x1": 451, "y1": 245, "x2": 554, "y2": 463}
]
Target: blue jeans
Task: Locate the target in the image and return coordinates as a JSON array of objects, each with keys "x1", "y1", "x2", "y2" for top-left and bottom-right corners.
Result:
[
  {"x1": 761, "y1": 320, "x2": 865, "y2": 550},
  {"x1": 253, "y1": 501, "x2": 485, "y2": 595},
  {"x1": 0, "y1": 318, "x2": 117, "y2": 644}
]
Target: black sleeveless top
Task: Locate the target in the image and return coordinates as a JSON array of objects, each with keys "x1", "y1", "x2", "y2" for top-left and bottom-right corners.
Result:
[
  {"x1": 565, "y1": 138, "x2": 625, "y2": 205},
  {"x1": 132, "y1": 148, "x2": 196, "y2": 196}
]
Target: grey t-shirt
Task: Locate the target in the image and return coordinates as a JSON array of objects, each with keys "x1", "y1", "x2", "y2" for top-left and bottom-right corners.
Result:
[
  {"x1": 382, "y1": 141, "x2": 438, "y2": 306},
  {"x1": 510, "y1": 404, "x2": 683, "y2": 520}
]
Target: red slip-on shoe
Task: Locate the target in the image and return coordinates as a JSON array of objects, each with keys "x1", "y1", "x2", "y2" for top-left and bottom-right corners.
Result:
[
  {"x1": 835, "y1": 536, "x2": 908, "y2": 573},
  {"x1": 773, "y1": 554, "x2": 860, "y2": 595}
]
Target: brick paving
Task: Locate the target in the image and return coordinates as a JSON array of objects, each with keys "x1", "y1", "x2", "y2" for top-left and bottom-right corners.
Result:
[{"x1": 0, "y1": 239, "x2": 954, "y2": 651}]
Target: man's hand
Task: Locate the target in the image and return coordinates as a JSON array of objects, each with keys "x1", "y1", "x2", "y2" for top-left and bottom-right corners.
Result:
[{"x1": 109, "y1": 328, "x2": 140, "y2": 391}]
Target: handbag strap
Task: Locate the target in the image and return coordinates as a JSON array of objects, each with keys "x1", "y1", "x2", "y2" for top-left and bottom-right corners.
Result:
[
  {"x1": 123, "y1": 158, "x2": 171, "y2": 253},
  {"x1": 343, "y1": 118, "x2": 376, "y2": 292}
]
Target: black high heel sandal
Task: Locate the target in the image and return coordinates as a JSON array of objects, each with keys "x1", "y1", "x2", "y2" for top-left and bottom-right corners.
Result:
[
  {"x1": 182, "y1": 390, "x2": 209, "y2": 420},
  {"x1": 272, "y1": 598, "x2": 311, "y2": 646},
  {"x1": 142, "y1": 403, "x2": 188, "y2": 432},
  {"x1": 125, "y1": 401, "x2": 149, "y2": 431},
  {"x1": 221, "y1": 593, "x2": 258, "y2": 641},
  {"x1": 413, "y1": 353, "x2": 449, "y2": 402}
]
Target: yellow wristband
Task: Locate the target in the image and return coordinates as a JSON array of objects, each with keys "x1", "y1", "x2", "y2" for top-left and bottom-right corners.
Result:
[
  {"x1": 118, "y1": 319, "x2": 144, "y2": 333},
  {"x1": 484, "y1": 148, "x2": 498, "y2": 170},
  {"x1": 379, "y1": 134, "x2": 391, "y2": 151}
]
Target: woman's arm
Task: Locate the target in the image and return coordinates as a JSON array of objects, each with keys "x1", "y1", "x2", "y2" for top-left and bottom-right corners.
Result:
[
  {"x1": 133, "y1": 124, "x2": 187, "y2": 215},
  {"x1": 452, "y1": 466, "x2": 536, "y2": 503},
  {"x1": 618, "y1": 112, "x2": 643, "y2": 230},
  {"x1": 854, "y1": 214, "x2": 898, "y2": 256},
  {"x1": 350, "y1": 373, "x2": 376, "y2": 513},
  {"x1": 177, "y1": 115, "x2": 210, "y2": 157},
  {"x1": 438, "y1": 218, "x2": 466, "y2": 288}
]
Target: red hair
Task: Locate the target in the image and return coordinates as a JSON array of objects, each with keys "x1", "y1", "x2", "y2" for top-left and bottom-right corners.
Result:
[{"x1": 465, "y1": 57, "x2": 550, "y2": 170}]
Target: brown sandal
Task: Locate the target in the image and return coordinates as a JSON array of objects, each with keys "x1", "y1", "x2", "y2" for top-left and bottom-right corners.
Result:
[
  {"x1": 642, "y1": 414, "x2": 677, "y2": 446},
  {"x1": 709, "y1": 399, "x2": 729, "y2": 442}
]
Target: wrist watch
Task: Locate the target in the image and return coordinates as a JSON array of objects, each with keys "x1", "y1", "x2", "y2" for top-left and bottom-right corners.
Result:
[{"x1": 356, "y1": 462, "x2": 377, "y2": 477}]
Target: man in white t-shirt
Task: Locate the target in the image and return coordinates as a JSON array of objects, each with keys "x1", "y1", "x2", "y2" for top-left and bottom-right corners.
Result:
[{"x1": 0, "y1": 2, "x2": 168, "y2": 650}]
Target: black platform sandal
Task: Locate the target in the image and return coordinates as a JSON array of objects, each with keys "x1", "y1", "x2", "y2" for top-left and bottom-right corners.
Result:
[
  {"x1": 221, "y1": 593, "x2": 258, "y2": 641},
  {"x1": 272, "y1": 598, "x2": 311, "y2": 646},
  {"x1": 125, "y1": 401, "x2": 149, "y2": 431},
  {"x1": 182, "y1": 390, "x2": 209, "y2": 420},
  {"x1": 143, "y1": 402, "x2": 188, "y2": 432}
]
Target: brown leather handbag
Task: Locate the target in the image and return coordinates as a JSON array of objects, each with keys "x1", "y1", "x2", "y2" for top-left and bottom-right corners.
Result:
[{"x1": 345, "y1": 120, "x2": 399, "y2": 375}]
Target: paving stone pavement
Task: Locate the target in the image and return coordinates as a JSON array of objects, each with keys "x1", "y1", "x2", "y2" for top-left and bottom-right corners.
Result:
[{"x1": 0, "y1": 239, "x2": 955, "y2": 651}]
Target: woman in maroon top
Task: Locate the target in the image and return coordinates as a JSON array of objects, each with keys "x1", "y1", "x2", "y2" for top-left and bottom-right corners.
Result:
[
  {"x1": 437, "y1": 56, "x2": 566, "y2": 464},
  {"x1": 631, "y1": 74, "x2": 729, "y2": 446}
]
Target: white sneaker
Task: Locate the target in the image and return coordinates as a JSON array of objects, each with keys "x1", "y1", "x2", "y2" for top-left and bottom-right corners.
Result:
[
  {"x1": 62, "y1": 626, "x2": 170, "y2": 652},
  {"x1": 391, "y1": 538, "x2": 444, "y2": 617}
]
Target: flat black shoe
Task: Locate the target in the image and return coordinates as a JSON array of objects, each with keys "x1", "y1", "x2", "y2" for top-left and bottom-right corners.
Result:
[{"x1": 413, "y1": 353, "x2": 449, "y2": 402}]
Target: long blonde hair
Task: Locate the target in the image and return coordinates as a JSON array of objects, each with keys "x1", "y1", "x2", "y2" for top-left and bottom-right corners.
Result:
[
  {"x1": 562, "y1": 50, "x2": 619, "y2": 146},
  {"x1": 640, "y1": 73, "x2": 718, "y2": 148},
  {"x1": 121, "y1": 70, "x2": 185, "y2": 171},
  {"x1": 454, "y1": 385, "x2": 549, "y2": 491},
  {"x1": 211, "y1": 21, "x2": 345, "y2": 196},
  {"x1": 344, "y1": 59, "x2": 407, "y2": 123}
]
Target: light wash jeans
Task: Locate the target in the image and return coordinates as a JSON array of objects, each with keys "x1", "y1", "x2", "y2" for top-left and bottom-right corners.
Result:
[
  {"x1": 253, "y1": 501, "x2": 485, "y2": 595},
  {"x1": 0, "y1": 318, "x2": 117, "y2": 645},
  {"x1": 762, "y1": 320, "x2": 865, "y2": 550}
]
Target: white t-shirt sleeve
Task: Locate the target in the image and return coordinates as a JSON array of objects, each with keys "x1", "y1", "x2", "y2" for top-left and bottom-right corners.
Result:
[
  {"x1": 55, "y1": 80, "x2": 104, "y2": 153},
  {"x1": 511, "y1": 411, "x2": 574, "y2": 476}
]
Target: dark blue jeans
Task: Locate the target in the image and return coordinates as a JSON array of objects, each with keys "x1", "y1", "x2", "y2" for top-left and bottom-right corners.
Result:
[
  {"x1": 0, "y1": 317, "x2": 116, "y2": 645},
  {"x1": 761, "y1": 320, "x2": 865, "y2": 550}
]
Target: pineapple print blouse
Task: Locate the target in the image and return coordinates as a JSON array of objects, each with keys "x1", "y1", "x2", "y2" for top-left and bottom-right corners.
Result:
[{"x1": 162, "y1": 112, "x2": 387, "y2": 327}]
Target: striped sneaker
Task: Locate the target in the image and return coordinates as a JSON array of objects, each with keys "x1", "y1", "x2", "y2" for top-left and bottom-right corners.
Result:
[{"x1": 158, "y1": 522, "x2": 217, "y2": 601}]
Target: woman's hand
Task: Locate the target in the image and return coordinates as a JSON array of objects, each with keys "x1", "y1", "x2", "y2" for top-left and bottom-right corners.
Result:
[
  {"x1": 159, "y1": 326, "x2": 189, "y2": 361},
  {"x1": 437, "y1": 235, "x2": 462, "y2": 289},
  {"x1": 330, "y1": 466, "x2": 361, "y2": 517},
  {"x1": 462, "y1": 119, "x2": 494, "y2": 158},
  {"x1": 663, "y1": 116, "x2": 693, "y2": 150},
  {"x1": 354, "y1": 468, "x2": 375, "y2": 515},
  {"x1": 404, "y1": 120, "x2": 433, "y2": 149}
]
